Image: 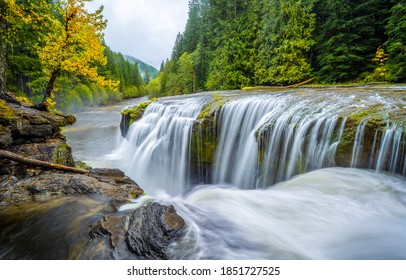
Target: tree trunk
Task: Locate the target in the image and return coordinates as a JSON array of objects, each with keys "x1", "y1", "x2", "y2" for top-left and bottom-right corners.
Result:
[
  {"x1": 286, "y1": 77, "x2": 315, "y2": 88},
  {"x1": 38, "y1": 68, "x2": 60, "y2": 110},
  {"x1": 0, "y1": 149, "x2": 89, "y2": 174},
  {"x1": 0, "y1": 17, "x2": 7, "y2": 98}
]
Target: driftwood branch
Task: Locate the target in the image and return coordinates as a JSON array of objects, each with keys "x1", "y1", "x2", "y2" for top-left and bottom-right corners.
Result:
[
  {"x1": 286, "y1": 78, "x2": 315, "y2": 88},
  {"x1": 0, "y1": 149, "x2": 89, "y2": 174}
]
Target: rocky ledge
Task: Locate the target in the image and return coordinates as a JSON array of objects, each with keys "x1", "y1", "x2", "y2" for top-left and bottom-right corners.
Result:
[
  {"x1": 0, "y1": 169, "x2": 144, "y2": 207},
  {"x1": 0, "y1": 98, "x2": 143, "y2": 206}
]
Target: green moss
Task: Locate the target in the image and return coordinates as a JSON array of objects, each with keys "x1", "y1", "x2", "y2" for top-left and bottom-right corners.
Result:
[
  {"x1": 189, "y1": 100, "x2": 223, "y2": 180},
  {"x1": 198, "y1": 93, "x2": 227, "y2": 119},
  {"x1": 121, "y1": 101, "x2": 152, "y2": 125},
  {"x1": 0, "y1": 100, "x2": 14, "y2": 123},
  {"x1": 50, "y1": 143, "x2": 71, "y2": 165},
  {"x1": 335, "y1": 106, "x2": 387, "y2": 167},
  {"x1": 75, "y1": 160, "x2": 92, "y2": 170}
]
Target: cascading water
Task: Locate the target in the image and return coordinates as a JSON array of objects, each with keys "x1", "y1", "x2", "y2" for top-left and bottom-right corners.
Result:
[
  {"x1": 116, "y1": 89, "x2": 406, "y2": 195},
  {"x1": 373, "y1": 123, "x2": 406, "y2": 175},
  {"x1": 110, "y1": 88, "x2": 406, "y2": 259},
  {"x1": 213, "y1": 93, "x2": 350, "y2": 187},
  {"x1": 2, "y1": 87, "x2": 403, "y2": 260},
  {"x1": 113, "y1": 96, "x2": 209, "y2": 195}
]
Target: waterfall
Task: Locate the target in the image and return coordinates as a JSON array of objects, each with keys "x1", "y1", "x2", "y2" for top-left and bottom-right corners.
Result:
[
  {"x1": 213, "y1": 93, "x2": 349, "y2": 187},
  {"x1": 373, "y1": 124, "x2": 406, "y2": 175},
  {"x1": 351, "y1": 119, "x2": 369, "y2": 168},
  {"x1": 116, "y1": 89, "x2": 406, "y2": 195},
  {"x1": 114, "y1": 97, "x2": 208, "y2": 195}
]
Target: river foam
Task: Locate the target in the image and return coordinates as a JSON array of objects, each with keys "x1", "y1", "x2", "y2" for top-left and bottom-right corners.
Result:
[{"x1": 147, "y1": 168, "x2": 406, "y2": 259}]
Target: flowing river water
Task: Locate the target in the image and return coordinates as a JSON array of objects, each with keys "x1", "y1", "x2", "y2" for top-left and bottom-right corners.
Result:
[{"x1": 1, "y1": 88, "x2": 406, "y2": 259}]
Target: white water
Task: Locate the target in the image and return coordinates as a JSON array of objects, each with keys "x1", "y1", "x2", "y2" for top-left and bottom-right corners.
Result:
[
  {"x1": 127, "y1": 168, "x2": 406, "y2": 259},
  {"x1": 112, "y1": 97, "x2": 208, "y2": 195},
  {"x1": 213, "y1": 93, "x2": 349, "y2": 187},
  {"x1": 374, "y1": 123, "x2": 406, "y2": 175},
  {"x1": 113, "y1": 90, "x2": 405, "y2": 195}
]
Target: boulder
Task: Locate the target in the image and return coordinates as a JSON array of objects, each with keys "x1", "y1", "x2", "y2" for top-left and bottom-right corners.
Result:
[{"x1": 125, "y1": 202, "x2": 185, "y2": 259}]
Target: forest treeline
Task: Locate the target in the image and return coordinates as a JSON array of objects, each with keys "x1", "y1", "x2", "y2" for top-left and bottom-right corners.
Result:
[
  {"x1": 0, "y1": 0, "x2": 148, "y2": 112},
  {"x1": 147, "y1": 0, "x2": 406, "y2": 97}
]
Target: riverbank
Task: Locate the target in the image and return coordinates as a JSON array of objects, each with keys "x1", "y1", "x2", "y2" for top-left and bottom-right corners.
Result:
[{"x1": 0, "y1": 96, "x2": 144, "y2": 206}]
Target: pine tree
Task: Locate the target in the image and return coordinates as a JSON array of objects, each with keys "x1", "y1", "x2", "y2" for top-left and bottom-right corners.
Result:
[
  {"x1": 315, "y1": 0, "x2": 393, "y2": 83},
  {"x1": 256, "y1": 0, "x2": 316, "y2": 85},
  {"x1": 0, "y1": 0, "x2": 55, "y2": 99},
  {"x1": 205, "y1": 0, "x2": 260, "y2": 90},
  {"x1": 386, "y1": 0, "x2": 406, "y2": 82}
]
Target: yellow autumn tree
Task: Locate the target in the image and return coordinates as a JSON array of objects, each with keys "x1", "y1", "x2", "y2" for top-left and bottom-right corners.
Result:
[
  {"x1": 365, "y1": 46, "x2": 389, "y2": 82},
  {"x1": 38, "y1": 0, "x2": 117, "y2": 110}
]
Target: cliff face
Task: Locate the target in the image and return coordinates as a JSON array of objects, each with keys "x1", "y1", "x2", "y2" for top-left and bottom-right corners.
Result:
[{"x1": 0, "y1": 100, "x2": 76, "y2": 175}]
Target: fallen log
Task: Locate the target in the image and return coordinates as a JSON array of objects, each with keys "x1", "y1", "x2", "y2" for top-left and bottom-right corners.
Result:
[
  {"x1": 286, "y1": 77, "x2": 316, "y2": 88},
  {"x1": 0, "y1": 149, "x2": 89, "y2": 174}
]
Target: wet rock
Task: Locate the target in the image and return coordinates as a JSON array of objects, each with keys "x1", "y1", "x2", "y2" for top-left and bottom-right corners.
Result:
[
  {"x1": 120, "y1": 101, "x2": 152, "y2": 137},
  {"x1": 5, "y1": 103, "x2": 75, "y2": 145},
  {"x1": 0, "y1": 171, "x2": 144, "y2": 207},
  {"x1": 88, "y1": 168, "x2": 144, "y2": 202},
  {"x1": 0, "y1": 98, "x2": 76, "y2": 178},
  {"x1": 90, "y1": 168, "x2": 125, "y2": 178},
  {"x1": 0, "y1": 125, "x2": 12, "y2": 147},
  {"x1": 0, "y1": 138, "x2": 76, "y2": 177},
  {"x1": 90, "y1": 215, "x2": 129, "y2": 249},
  {"x1": 125, "y1": 202, "x2": 185, "y2": 259},
  {"x1": 119, "y1": 114, "x2": 131, "y2": 137}
]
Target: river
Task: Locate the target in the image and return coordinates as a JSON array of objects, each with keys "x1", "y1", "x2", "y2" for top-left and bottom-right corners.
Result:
[
  {"x1": 62, "y1": 97, "x2": 148, "y2": 167},
  {"x1": 1, "y1": 88, "x2": 406, "y2": 260}
]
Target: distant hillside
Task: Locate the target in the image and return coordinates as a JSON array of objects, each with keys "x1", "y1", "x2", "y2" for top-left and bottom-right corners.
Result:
[{"x1": 124, "y1": 55, "x2": 159, "y2": 82}]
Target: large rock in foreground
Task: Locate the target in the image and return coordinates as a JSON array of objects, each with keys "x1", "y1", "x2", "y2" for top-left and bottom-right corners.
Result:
[
  {"x1": 125, "y1": 202, "x2": 185, "y2": 259},
  {"x1": 88, "y1": 202, "x2": 186, "y2": 260}
]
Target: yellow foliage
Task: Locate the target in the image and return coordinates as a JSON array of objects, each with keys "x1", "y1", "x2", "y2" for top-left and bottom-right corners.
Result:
[
  {"x1": 44, "y1": 92, "x2": 57, "y2": 111},
  {"x1": 372, "y1": 47, "x2": 389, "y2": 66},
  {"x1": 365, "y1": 47, "x2": 389, "y2": 82},
  {"x1": 15, "y1": 96, "x2": 33, "y2": 106},
  {"x1": 39, "y1": 0, "x2": 108, "y2": 90}
]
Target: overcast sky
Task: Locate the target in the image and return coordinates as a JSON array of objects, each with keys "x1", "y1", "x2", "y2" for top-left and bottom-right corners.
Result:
[{"x1": 86, "y1": 0, "x2": 189, "y2": 69}]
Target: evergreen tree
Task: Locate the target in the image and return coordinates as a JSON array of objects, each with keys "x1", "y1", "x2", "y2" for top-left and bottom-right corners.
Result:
[
  {"x1": 256, "y1": 0, "x2": 315, "y2": 85},
  {"x1": 0, "y1": 0, "x2": 55, "y2": 99},
  {"x1": 205, "y1": 0, "x2": 260, "y2": 89},
  {"x1": 178, "y1": 52, "x2": 196, "y2": 93},
  {"x1": 315, "y1": 0, "x2": 393, "y2": 83},
  {"x1": 386, "y1": 0, "x2": 406, "y2": 81}
]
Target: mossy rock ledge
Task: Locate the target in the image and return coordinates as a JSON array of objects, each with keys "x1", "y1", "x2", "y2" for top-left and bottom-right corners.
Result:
[{"x1": 120, "y1": 101, "x2": 152, "y2": 137}]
